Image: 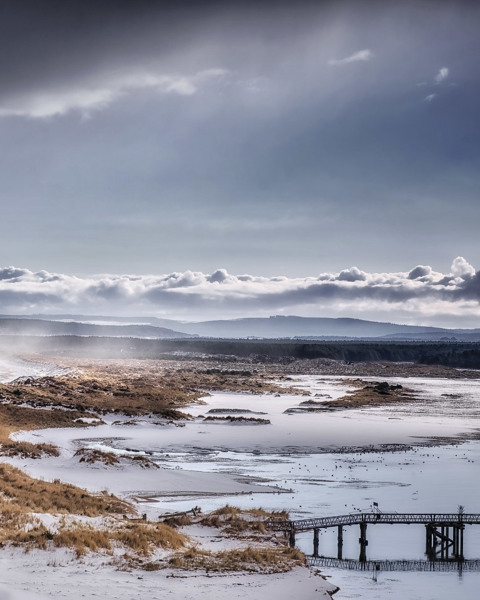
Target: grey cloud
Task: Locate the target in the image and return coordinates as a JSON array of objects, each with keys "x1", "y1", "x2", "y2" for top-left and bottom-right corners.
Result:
[
  {"x1": 208, "y1": 269, "x2": 231, "y2": 283},
  {"x1": 338, "y1": 267, "x2": 367, "y2": 282},
  {"x1": 0, "y1": 258, "x2": 478, "y2": 323},
  {"x1": 0, "y1": 289, "x2": 60, "y2": 305},
  {"x1": 454, "y1": 273, "x2": 480, "y2": 301},
  {"x1": 0, "y1": 267, "x2": 31, "y2": 280},
  {"x1": 408, "y1": 265, "x2": 432, "y2": 280}
]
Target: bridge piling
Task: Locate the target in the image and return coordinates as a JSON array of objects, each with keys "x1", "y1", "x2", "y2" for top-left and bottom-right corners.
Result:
[
  {"x1": 425, "y1": 522, "x2": 465, "y2": 561},
  {"x1": 313, "y1": 527, "x2": 319, "y2": 557},
  {"x1": 359, "y1": 522, "x2": 368, "y2": 562},
  {"x1": 288, "y1": 524, "x2": 296, "y2": 548},
  {"x1": 337, "y1": 525, "x2": 343, "y2": 560}
]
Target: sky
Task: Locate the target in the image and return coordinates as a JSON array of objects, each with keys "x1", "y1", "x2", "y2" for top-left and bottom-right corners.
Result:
[{"x1": 0, "y1": 0, "x2": 479, "y2": 326}]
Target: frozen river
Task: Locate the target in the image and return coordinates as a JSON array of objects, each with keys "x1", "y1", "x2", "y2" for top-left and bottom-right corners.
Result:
[{"x1": 13, "y1": 374, "x2": 480, "y2": 600}]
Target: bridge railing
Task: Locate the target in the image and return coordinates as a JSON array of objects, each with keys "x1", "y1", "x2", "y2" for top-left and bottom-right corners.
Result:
[{"x1": 267, "y1": 513, "x2": 480, "y2": 532}]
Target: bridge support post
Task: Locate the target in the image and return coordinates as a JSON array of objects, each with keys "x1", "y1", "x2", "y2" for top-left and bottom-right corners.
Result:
[
  {"x1": 359, "y1": 522, "x2": 368, "y2": 563},
  {"x1": 425, "y1": 522, "x2": 465, "y2": 561},
  {"x1": 425, "y1": 524, "x2": 434, "y2": 558},
  {"x1": 313, "y1": 528, "x2": 319, "y2": 557},
  {"x1": 453, "y1": 524, "x2": 464, "y2": 560},
  {"x1": 337, "y1": 526, "x2": 343, "y2": 560},
  {"x1": 288, "y1": 525, "x2": 296, "y2": 548}
]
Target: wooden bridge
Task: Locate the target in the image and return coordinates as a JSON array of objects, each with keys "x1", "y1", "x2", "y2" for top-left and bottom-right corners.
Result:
[{"x1": 268, "y1": 512, "x2": 480, "y2": 562}]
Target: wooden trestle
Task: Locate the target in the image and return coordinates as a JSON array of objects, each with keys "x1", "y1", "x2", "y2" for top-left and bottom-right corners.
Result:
[{"x1": 269, "y1": 512, "x2": 478, "y2": 563}]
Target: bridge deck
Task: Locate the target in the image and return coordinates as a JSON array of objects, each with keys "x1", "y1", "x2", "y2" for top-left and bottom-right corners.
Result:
[{"x1": 269, "y1": 513, "x2": 480, "y2": 532}]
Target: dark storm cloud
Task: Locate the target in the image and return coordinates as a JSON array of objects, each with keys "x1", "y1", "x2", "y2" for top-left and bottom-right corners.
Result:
[
  {"x1": 0, "y1": 1, "x2": 479, "y2": 281},
  {"x1": 454, "y1": 272, "x2": 480, "y2": 301},
  {"x1": 0, "y1": 258, "x2": 479, "y2": 323},
  {"x1": 0, "y1": 0, "x2": 321, "y2": 104}
]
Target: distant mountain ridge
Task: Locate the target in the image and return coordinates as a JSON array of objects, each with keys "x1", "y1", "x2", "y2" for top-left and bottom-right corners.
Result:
[
  {"x1": 1, "y1": 314, "x2": 480, "y2": 341},
  {"x1": 0, "y1": 317, "x2": 191, "y2": 339}
]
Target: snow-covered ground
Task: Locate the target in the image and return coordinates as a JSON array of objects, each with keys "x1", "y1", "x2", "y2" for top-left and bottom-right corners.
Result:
[
  {"x1": 0, "y1": 551, "x2": 336, "y2": 600},
  {"x1": 5, "y1": 364, "x2": 480, "y2": 599},
  {"x1": 0, "y1": 355, "x2": 70, "y2": 383},
  {"x1": 0, "y1": 359, "x2": 338, "y2": 599}
]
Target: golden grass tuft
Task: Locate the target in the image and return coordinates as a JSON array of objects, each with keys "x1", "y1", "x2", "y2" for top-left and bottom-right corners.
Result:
[
  {"x1": 169, "y1": 546, "x2": 305, "y2": 573},
  {"x1": 0, "y1": 403, "x2": 94, "y2": 439},
  {"x1": 0, "y1": 463, "x2": 131, "y2": 516},
  {"x1": 53, "y1": 525, "x2": 112, "y2": 557},
  {"x1": 0, "y1": 441, "x2": 60, "y2": 459},
  {"x1": 243, "y1": 507, "x2": 289, "y2": 520},
  {"x1": 212, "y1": 504, "x2": 240, "y2": 516},
  {"x1": 113, "y1": 522, "x2": 187, "y2": 555},
  {"x1": 200, "y1": 505, "x2": 288, "y2": 536},
  {"x1": 74, "y1": 448, "x2": 119, "y2": 466},
  {"x1": 0, "y1": 508, "x2": 51, "y2": 550}
]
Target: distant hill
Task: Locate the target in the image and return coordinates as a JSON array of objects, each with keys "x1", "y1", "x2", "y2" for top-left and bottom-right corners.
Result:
[
  {"x1": 0, "y1": 318, "x2": 191, "y2": 339},
  {"x1": 1, "y1": 314, "x2": 480, "y2": 340},
  {"x1": 170, "y1": 316, "x2": 450, "y2": 338}
]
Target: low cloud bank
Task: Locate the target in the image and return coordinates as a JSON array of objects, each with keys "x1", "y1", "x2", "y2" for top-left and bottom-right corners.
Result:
[{"x1": 0, "y1": 258, "x2": 479, "y2": 324}]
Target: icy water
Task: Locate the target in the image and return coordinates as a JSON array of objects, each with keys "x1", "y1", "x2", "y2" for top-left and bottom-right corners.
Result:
[
  {"x1": 138, "y1": 376, "x2": 480, "y2": 600},
  {"x1": 15, "y1": 374, "x2": 480, "y2": 599}
]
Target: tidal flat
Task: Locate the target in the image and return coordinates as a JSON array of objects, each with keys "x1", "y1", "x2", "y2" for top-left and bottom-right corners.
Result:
[{"x1": 1, "y1": 355, "x2": 480, "y2": 599}]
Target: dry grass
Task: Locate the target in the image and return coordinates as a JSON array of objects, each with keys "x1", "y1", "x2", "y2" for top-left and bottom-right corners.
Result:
[
  {"x1": 0, "y1": 510, "x2": 186, "y2": 559},
  {"x1": 0, "y1": 508, "x2": 51, "y2": 550},
  {"x1": 74, "y1": 448, "x2": 159, "y2": 469},
  {"x1": 0, "y1": 357, "x2": 306, "y2": 446},
  {"x1": 200, "y1": 513, "x2": 267, "y2": 535},
  {"x1": 0, "y1": 367, "x2": 201, "y2": 418},
  {"x1": 242, "y1": 507, "x2": 289, "y2": 520},
  {"x1": 113, "y1": 522, "x2": 187, "y2": 555},
  {"x1": 0, "y1": 441, "x2": 59, "y2": 459},
  {"x1": 200, "y1": 505, "x2": 289, "y2": 537},
  {"x1": 0, "y1": 480, "x2": 293, "y2": 573},
  {"x1": 53, "y1": 525, "x2": 112, "y2": 557},
  {"x1": 211, "y1": 505, "x2": 288, "y2": 520},
  {"x1": 169, "y1": 366, "x2": 305, "y2": 396},
  {"x1": 329, "y1": 380, "x2": 415, "y2": 409},
  {"x1": 74, "y1": 448, "x2": 120, "y2": 466},
  {"x1": 203, "y1": 415, "x2": 271, "y2": 424},
  {"x1": 0, "y1": 463, "x2": 131, "y2": 516},
  {"x1": 0, "y1": 403, "x2": 96, "y2": 448},
  {"x1": 0, "y1": 359, "x2": 304, "y2": 572},
  {"x1": 169, "y1": 546, "x2": 305, "y2": 573},
  {"x1": 212, "y1": 504, "x2": 240, "y2": 516},
  {"x1": 52, "y1": 520, "x2": 186, "y2": 560}
]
